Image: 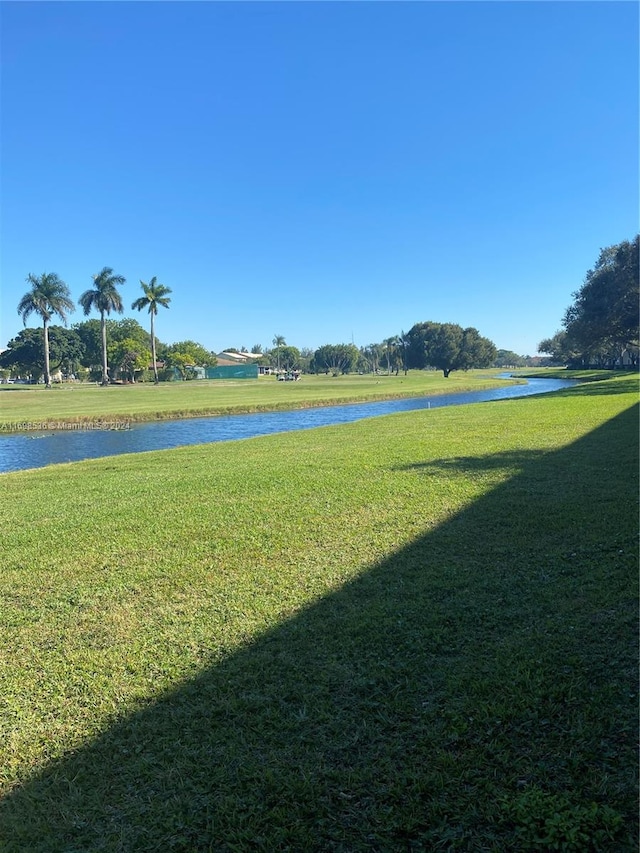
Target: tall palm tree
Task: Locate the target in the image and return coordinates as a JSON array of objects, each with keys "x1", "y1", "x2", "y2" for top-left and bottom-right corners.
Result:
[
  {"x1": 384, "y1": 336, "x2": 398, "y2": 375},
  {"x1": 78, "y1": 267, "x2": 125, "y2": 385},
  {"x1": 17, "y1": 272, "x2": 75, "y2": 387},
  {"x1": 272, "y1": 334, "x2": 286, "y2": 372},
  {"x1": 132, "y1": 277, "x2": 172, "y2": 383},
  {"x1": 399, "y1": 330, "x2": 409, "y2": 375}
]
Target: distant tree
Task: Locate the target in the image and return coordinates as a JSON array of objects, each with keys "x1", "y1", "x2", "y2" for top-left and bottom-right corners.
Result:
[
  {"x1": 108, "y1": 338, "x2": 151, "y2": 382},
  {"x1": 0, "y1": 328, "x2": 47, "y2": 380},
  {"x1": 16, "y1": 272, "x2": 75, "y2": 387},
  {"x1": 561, "y1": 236, "x2": 639, "y2": 367},
  {"x1": 383, "y1": 336, "x2": 399, "y2": 374},
  {"x1": 457, "y1": 327, "x2": 497, "y2": 372},
  {"x1": 166, "y1": 340, "x2": 216, "y2": 378},
  {"x1": 312, "y1": 343, "x2": 359, "y2": 375},
  {"x1": 426, "y1": 323, "x2": 464, "y2": 377},
  {"x1": 251, "y1": 344, "x2": 263, "y2": 354},
  {"x1": 272, "y1": 334, "x2": 286, "y2": 372},
  {"x1": 72, "y1": 318, "x2": 151, "y2": 374},
  {"x1": 165, "y1": 351, "x2": 192, "y2": 381},
  {"x1": 355, "y1": 350, "x2": 372, "y2": 374},
  {"x1": 274, "y1": 345, "x2": 301, "y2": 372},
  {"x1": 48, "y1": 327, "x2": 86, "y2": 378},
  {"x1": 537, "y1": 332, "x2": 578, "y2": 366},
  {"x1": 108, "y1": 317, "x2": 150, "y2": 346},
  {"x1": 406, "y1": 321, "x2": 496, "y2": 377},
  {"x1": 298, "y1": 347, "x2": 314, "y2": 373},
  {"x1": 72, "y1": 319, "x2": 103, "y2": 369},
  {"x1": 132, "y1": 277, "x2": 172, "y2": 383},
  {"x1": 361, "y1": 343, "x2": 384, "y2": 374},
  {"x1": 399, "y1": 330, "x2": 410, "y2": 375},
  {"x1": 78, "y1": 267, "x2": 126, "y2": 385},
  {"x1": 0, "y1": 326, "x2": 84, "y2": 381},
  {"x1": 494, "y1": 349, "x2": 527, "y2": 369}
]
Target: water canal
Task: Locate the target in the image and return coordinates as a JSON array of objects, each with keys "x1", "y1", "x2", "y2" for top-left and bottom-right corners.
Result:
[{"x1": 0, "y1": 376, "x2": 576, "y2": 474}]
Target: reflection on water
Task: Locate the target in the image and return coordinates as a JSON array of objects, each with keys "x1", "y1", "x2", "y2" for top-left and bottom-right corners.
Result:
[{"x1": 0, "y1": 377, "x2": 576, "y2": 474}]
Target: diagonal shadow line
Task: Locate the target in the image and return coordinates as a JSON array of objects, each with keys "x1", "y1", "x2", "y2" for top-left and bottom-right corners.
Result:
[{"x1": 1, "y1": 406, "x2": 638, "y2": 852}]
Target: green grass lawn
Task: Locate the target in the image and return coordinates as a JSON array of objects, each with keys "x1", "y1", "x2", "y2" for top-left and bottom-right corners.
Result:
[
  {"x1": 0, "y1": 374, "x2": 637, "y2": 851},
  {"x1": 0, "y1": 369, "x2": 515, "y2": 427}
]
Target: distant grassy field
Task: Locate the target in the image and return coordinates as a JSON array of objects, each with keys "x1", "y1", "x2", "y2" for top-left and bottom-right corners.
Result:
[
  {"x1": 0, "y1": 369, "x2": 513, "y2": 427},
  {"x1": 0, "y1": 373, "x2": 637, "y2": 851}
]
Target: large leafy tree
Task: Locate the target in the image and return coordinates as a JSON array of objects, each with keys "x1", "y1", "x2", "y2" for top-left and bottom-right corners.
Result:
[
  {"x1": 108, "y1": 338, "x2": 151, "y2": 382},
  {"x1": 272, "y1": 345, "x2": 301, "y2": 372},
  {"x1": 16, "y1": 273, "x2": 75, "y2": 387},
  {"x1": 537, "y1": 332, "x2": 581, "y2": 366},
  {"x1": 72, "y1": 319, "x2": 103, "y2": 369},
  {"x1": 0, "y1": 326, "x2": 84, "y2": 380},
  {"x1": 109, "y1": 317, "x2": 151, "y2": 347},
  {"x1": 166, "y1": 340, "x2": 217, "y2": 378},
  {"x1": 561, "y1": 236, "x2": 639, "y2": 366},
  {"x1": 131, "y1": 277, "x2": 172, "y2": 383},
  {"x1": 78, "y1": 267, "x2": 126, "y2": 385},
  {"x1": 72, "y1": 318, "x2": 151, "y2": 374},
  {"x1": 361, "y1": 343, "x2": 384, "y2": 373},
  {"x1": 406, "y1": 321, "x2": 496, "y2": 377},
  {"x1": 312, "y1": 343, "x2": 359, "y2": 375},
  {"x1": 495, "y1": 349, "x2": 527, "y2": 368}
]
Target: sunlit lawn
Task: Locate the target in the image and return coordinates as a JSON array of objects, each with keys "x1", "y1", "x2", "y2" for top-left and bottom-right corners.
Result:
[
  {"x1": 0, "y1": 369, "x2": 513, "y2": 426},
  {"x1": 0, "y1": 373, "x2": 637, "y2": 851}
]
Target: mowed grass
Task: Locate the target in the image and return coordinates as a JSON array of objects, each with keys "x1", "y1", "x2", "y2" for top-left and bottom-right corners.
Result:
[
  {"x1": 0, "y1": 374, "x2": 637, "y2": 851},
  {"x1": 0, "y1": 370, "x2": 513, "y2": 427}
]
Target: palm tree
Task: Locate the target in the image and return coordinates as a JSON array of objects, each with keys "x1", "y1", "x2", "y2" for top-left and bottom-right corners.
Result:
[
  {"x1": 78, "y1": 267, "x2": 126, "y2": 385},
  {"x1": 384, "y1": 336, "x2": 399, "y2": 375},
  {"x1": 132, "y1": 277, "x2": 172, "y2": 383},
  {"x1": 17, "y1": 273, "x2": 75, "y2": 387},
  {"x1": 399, "y1": 330, "x2": 409, "y2": 375},
  {"x1": 272, "y1": 334, "x2": 286, "y2": 372}
]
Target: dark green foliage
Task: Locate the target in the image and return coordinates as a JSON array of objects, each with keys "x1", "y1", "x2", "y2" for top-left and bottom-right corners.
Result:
[
  {"x1": 406, "y1": 321, "x2": 497, "y2": 377},
  {"x1": 0, "y1": 326, "x2": 84, "y2": 379},
  {"x1": 543, "y1": 236, "x2": 639, "y2": 367},
  {"x1": 269, "y1": 344, "x2": 301, "y2": 371},
  {"x1": 73, "y1": 318, "x2": 154, "y2": 371},
  {"x1": 494, "y1": 349, "x2": 527, "y2": 368},
  {"x1": 311, "y1": 343, "x2": 360, "y2": 374},
  {"x1": 503, "y1": 787, "x2": 625, "y2": 851},
  {"x1": 16, "y1": 272, "x2": 75, "y2": 387}
]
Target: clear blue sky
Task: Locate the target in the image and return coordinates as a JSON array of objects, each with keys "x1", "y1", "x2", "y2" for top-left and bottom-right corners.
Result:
[{"x1": 1, "y1": 1, "x2": 638, "y2": 357}]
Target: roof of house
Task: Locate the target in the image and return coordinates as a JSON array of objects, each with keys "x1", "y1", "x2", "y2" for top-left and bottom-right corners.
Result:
[{"x1": 216, "y1": 351, "x2": 263, "y2": 364}]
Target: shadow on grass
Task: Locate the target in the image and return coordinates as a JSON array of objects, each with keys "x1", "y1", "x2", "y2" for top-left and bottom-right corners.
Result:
[
  {"x1": 396, "y1": 449, "x2": 545, "y2": 476},
  {"x1": 2, "y1": 406, "x2": 638, "y2": 852}
]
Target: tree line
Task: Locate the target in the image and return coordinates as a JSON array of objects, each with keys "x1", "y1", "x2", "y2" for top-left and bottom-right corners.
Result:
[
  {"x1": 538, "y1": 235, "x2": 639, "y2": 368},
  {"x1": 5, "y1": 267, "x2": 173, "y2": 387},
  {"x1": 2, "y1": 264, "x2": 521, "y2": 385}
]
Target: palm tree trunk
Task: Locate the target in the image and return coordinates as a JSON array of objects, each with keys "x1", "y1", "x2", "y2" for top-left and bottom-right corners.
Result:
[
  {"x1": 150, "y1": 312, "x2": 158, "y2": 384},
  {"x1": 101, "y1": 312, "x2": 109, "y2": 385},
  {"x1": 43, "y1": 319, "x2": 52, "y2": 388}
]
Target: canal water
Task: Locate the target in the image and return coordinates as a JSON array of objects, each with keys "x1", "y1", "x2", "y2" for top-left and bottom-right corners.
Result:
[{"x1": 0, "y1": 376, "x2": 575, "y2": 474}]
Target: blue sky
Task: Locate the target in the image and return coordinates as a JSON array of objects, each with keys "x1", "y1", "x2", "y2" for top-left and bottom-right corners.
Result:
[{"x1": 1, "y1": 1, "x2": 638, "y2": 357}]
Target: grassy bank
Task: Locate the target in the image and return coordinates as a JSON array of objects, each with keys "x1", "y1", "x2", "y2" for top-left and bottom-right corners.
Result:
[
  {"x1": 0, "y1": 370, "x2": 514, "y2": 428},
  {"x1": 0, "y1": 374, "x2": 637, "y2": 851}
]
